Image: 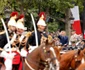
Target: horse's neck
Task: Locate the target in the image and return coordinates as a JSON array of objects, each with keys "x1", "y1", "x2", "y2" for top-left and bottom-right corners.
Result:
[
  {"x1": 60, "y1": 51, "x2": 75, "y2": 70},
  {"x1": 54, "y1": 47, "x2": 61, "y2": 60},
  {"x1": 61, "y1": 51, "x2": 75, "y2": 63},
  {"x1": 27, "y1": 47, "x2": 40, "y2": 63}
]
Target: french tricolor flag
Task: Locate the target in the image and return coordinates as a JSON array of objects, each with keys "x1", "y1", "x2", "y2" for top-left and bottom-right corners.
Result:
[
  {"x1": 70, "y1": 6, "x2": 82, "y2": 35},
  {"x1": 84, "y1": 30, "x2": 85, "y2": 39}
]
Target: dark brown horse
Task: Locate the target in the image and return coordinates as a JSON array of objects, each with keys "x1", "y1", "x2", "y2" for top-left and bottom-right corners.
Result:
[
  {"x1": 24, "y1": 39, "x2": 60, "y2": 70},
  {"x1": 60, "y1": 49, "x2": 85, "y2": 70}
]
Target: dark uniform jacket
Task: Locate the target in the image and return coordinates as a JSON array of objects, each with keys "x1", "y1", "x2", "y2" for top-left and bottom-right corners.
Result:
[
  {"x1": 0, "y1": 30, "x2": 16, "y2": 49},
  {"x1": 26, "y1": 30, "x2": 47, "y2": 47},
  {"x1": 0, "y1": 33, "x2": 7, "y2": 48}
]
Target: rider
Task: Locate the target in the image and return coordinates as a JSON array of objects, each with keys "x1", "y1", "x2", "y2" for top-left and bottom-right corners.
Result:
[
  {"x1": 4, "y1": 11, "x2": 18, "y2": 51},
  {"x1": 16, "y1": 14, "x2": 27, "y2": 57},
  {"x1": 0, "y1": 11, "x2": 18, "y2": 70},
  {"x1": 26, "y1": 12, "x2": 47, "y2": 53}
]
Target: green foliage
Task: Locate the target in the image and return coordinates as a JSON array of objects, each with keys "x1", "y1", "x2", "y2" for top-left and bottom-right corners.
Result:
[
  {"x1": 0, "y1": 0, "x2": 84, "y2": 31},
  {"x1": 0, "y1": 0, "x2": 8, "y2": 13},
  {"x1": 52, "y1": 0, "x2": 84, "y2": 13},
  {"x1": 47, "y1": 22, "x2": 58, "y2": 32}
]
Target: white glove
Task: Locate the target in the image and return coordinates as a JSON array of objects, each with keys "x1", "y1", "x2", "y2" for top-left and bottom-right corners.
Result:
[
  {"x1": 1, "y1": 51, "x2": 16, "y2": 59},
  {"x1": 7, "y1": 53, "x2": 16, "y2": 59}
]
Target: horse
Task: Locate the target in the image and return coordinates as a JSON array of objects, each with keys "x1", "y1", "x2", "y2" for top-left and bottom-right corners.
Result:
[
  {"x1": 53, "y1": 46, "x2": 61, "y2": 61},
  {"x1": 76, "y1": 62, "x2": 85, "y2": 70},
  {"x1": 23, "y1": 36, "x2": 60, "y2": 70},
  {"x1": 60, "y1": 49, "x2": 85, "y2": 70},
  {"x1": 75, "y1": 48, "x2": 85, "y2": 70}
]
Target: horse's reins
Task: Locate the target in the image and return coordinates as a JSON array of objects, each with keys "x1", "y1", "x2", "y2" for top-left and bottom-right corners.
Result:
[{"x1": 25, "y1": 58, "x2": 35, "y2": 70}]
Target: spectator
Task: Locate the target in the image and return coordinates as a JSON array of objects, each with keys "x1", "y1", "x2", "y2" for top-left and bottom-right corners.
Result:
[
  {"x1": 58, "y1": 30, "x2": 69, "y2": 46},
  {"x1": 69, "y1": 30, "x2": 79, "y2": 45},
  {"x1": 68, "y1": 41, "x2": 78, "y2": 50}
]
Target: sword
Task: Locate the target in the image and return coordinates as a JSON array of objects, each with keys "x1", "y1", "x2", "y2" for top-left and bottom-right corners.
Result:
[
  {"x1": 1, "y1": 18, "x2": 12, "y2": 53},
  {"x1": 30, "y1": 13, "x2": 38, "y2": 47}
]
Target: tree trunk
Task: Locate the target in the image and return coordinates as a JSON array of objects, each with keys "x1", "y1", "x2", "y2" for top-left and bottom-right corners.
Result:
[{"x1": 65, "y1": 9, "x2": 72, "y2": 39}]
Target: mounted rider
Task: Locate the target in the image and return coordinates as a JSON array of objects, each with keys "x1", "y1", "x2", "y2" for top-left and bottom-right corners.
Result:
[{"x1": 26, "y1": 12, "x2": 47, "y2": 53}]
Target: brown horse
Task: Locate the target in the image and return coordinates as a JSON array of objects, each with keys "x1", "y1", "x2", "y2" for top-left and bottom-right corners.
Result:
[
  {"x1": 60, "y1": 49, "x2": 85, "y2": 70},
  {"x1": 24, "y1": 39, "x2": 60, "y2": 70},
  {"x1": 76, "y1": 62, "x2": 85, "y2": 70}
]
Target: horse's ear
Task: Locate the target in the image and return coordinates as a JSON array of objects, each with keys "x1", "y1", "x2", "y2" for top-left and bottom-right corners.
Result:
[
  {"x1": 78, "y1": 49, "x2": 81, "y2": 55},
  {"x1": 45, "y1": 39, "x2": 48, "y2": 45},
  {"x1": 75, "y1": 49, "x2": 81, "y2": 57}
]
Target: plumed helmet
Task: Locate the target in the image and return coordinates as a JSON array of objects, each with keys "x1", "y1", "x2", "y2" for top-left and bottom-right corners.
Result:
[
  {"x1": 10, "y1": 11, "x2": 18, "y2": 17},
  {"x1": 16, "y1": 22, "x2": 26, "y2": 30},
  {"x1": 39, "y1": 12, "x2": 46, "y2": 20},
  {"x1": 18, "y1": 14, "x2": 24, "y2": 19},
  {"x1": 8, "y1": 19, "x2": 17, "y2": 27},
  {"x1": 37, "y1": 19, "x2": 46, "y2": 26}
]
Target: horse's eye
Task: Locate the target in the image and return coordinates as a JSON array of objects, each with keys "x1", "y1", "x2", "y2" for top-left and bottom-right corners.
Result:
[
  {"x1": 46, "y1": 51, "x2": 50, "y2": 53},
  {"x1": 84, "y1": 52, "x2": 85, "y2": 55}
]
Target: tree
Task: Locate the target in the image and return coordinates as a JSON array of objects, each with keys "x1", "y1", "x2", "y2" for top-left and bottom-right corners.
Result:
[
  {"x1": 50, "y1": 0, "x2": 84, "y2": 37},
  {"x1": 0, "y1": 0, "x2": 84, "y2": 34}
]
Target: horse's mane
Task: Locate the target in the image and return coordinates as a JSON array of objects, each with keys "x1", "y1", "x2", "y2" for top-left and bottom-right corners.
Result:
[{"x1": 54, "y1": 46, "x2": 61, "y2": 60}]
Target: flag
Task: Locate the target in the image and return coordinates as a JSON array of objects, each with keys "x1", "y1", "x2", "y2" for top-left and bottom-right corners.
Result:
[
  {"x1": 84, "y1": 30, "x2": 85, "y2": 39},
  {"x1": 70, "y1": 6, "x2": 82, "y2": 34}
]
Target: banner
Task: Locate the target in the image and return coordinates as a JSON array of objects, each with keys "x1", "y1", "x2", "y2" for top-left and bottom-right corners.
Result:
[{"x1": 70, "y1": 6, "x2": 82, "y2": 34}]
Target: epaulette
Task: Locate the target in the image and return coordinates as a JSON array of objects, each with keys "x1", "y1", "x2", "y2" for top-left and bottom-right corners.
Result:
[{"x1": 0, "y1": 31, "x2": 5, "y2": 35}]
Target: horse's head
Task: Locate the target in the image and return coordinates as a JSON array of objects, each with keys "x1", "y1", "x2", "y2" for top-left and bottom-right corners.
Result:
[
  {"x1": 39, "y1": 38, "x2": 59, "y2": 70},
  {"x1": 70, "y1": 49, "x2": 85, "y2": 69},
  {"x1": 40, "y1": 34, "x2": 55, "y2": 45}
]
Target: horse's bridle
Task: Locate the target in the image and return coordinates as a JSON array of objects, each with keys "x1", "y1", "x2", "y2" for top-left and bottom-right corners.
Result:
[
  {"x1": 24, "y1": 46, "x2": 50, "y2": 70},
  {"x1": 43, "y1": 46, "x2": 57, "y2": 62},
  {"x1": 25, "y1": 46, "x2": 58, "y2": 70},
  {"x1": 43, "y1": 46, "x2": 60, "y2": 70}
]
